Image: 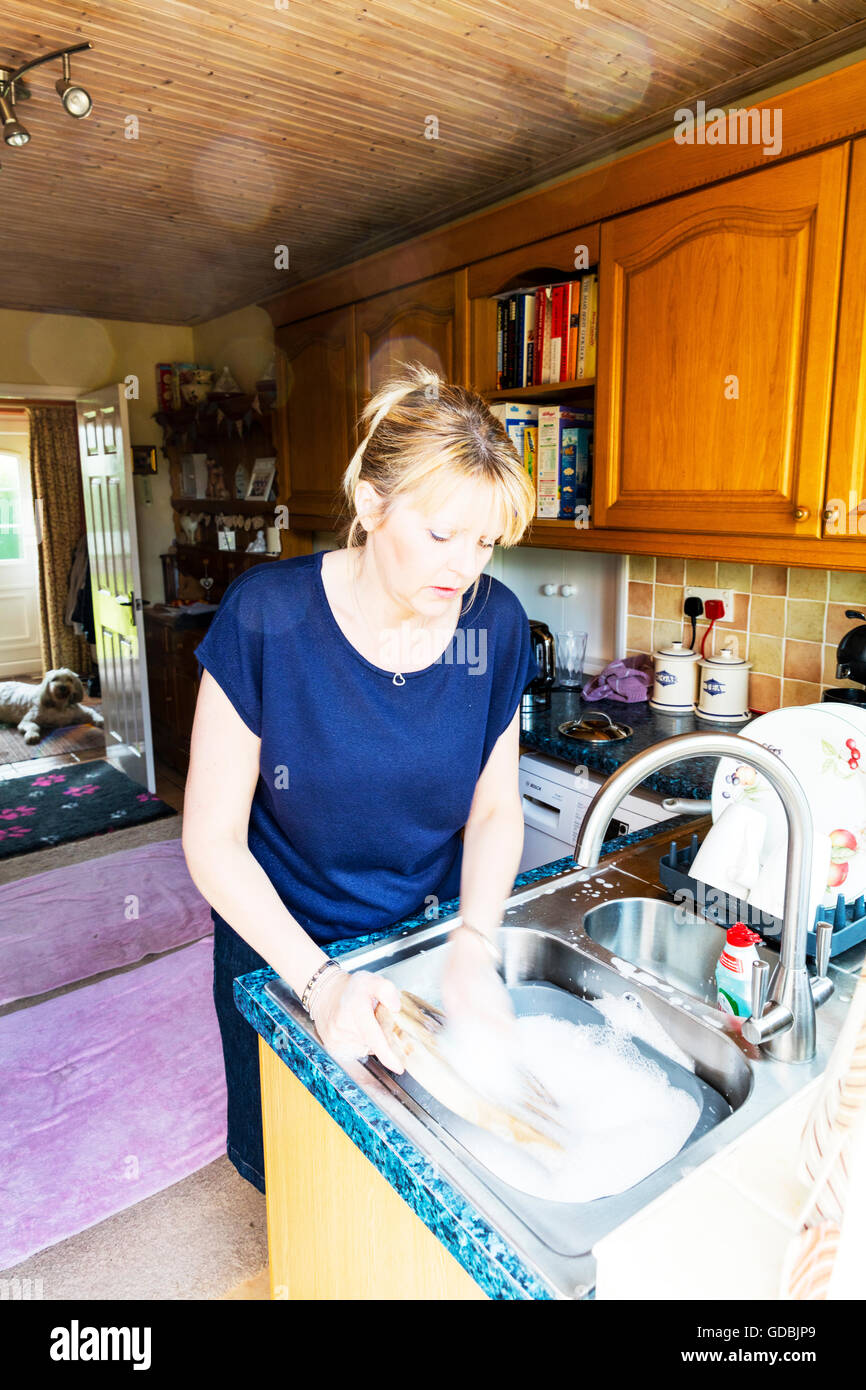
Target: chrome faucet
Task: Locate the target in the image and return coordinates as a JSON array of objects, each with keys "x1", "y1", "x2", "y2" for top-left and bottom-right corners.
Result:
[{"x1": 573, "y1": 731, "x2": 834, "y2": 1063}]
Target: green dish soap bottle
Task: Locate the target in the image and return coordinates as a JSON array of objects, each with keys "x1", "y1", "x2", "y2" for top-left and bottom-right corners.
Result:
[{"x1": 715, "y1": 922, "x2": 762, "y2": 1018}]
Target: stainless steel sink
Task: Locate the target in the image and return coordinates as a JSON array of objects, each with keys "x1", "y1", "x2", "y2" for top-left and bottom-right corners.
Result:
[
  {"x1": 264, "y1": 849, "x2": 856, "y2": 1300},
  {"x1": 581, "y1": 896, "x2": 777, "y2": 1005}
]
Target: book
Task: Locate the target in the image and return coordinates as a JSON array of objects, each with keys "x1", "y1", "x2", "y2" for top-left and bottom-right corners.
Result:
[
  {"x1": 539, "y1": 287, "x2": 553, "y2": 384},
  {"x1": 520, "y1": 291, "x2": 536, "y2": 387},
  {"x1": 524, "y1": 424, "x2": 537, "y2": 486},
  {"x1": 584, "y1": 273, "x2": 599, "y2": 379},
  {"x1": 559, "y1": 409, "x2": 593, "y2": 518},
  {"x1": 506, "y1": 296, "x2": 517, "y2": 389},
  {"x1": 496, "y1": 299, "x2": 505, "y2": 390},
  {"x1": 560, "y1": 282, "x2": 573, "y2": 382},
  {"x1": 514, "y1": 294, "x2": 525, "y2": 387},
  {"x1": 576, "y1": 275, "x2": 592, "y2": 379},
  {"x1": 567, "y1": 293, "x2": 579, "y2": 382},
  {"x1": 533, "y1": 287, "x2": 546, "y2": 385}
]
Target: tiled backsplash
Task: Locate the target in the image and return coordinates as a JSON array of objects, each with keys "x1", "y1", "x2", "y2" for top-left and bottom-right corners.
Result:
[{"x1": 626, "y1": 557, "x2": 866, "y2": 712}]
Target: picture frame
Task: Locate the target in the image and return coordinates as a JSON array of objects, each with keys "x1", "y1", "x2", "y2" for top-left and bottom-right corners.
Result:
[
  {"x1": 246, "y1": 457, "x2": 276, "y2": 500},
  {"x1": 217, "y1": 529, "x2": 236, "y2": 551}
]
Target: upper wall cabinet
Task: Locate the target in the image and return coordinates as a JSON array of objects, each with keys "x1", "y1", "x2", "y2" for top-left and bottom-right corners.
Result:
[
  {"x1": 593, "y1": 148, "x2": 849, "y2": 538},
  {"x1": 354, "y1": 271, "x2": 469, "y2": 401},
  {"x1": 825, "y1": 137, "x2": 866, "y2": 543},
  {"x1": 275, "y1": 305, "x2": 357, "y2": 530}
]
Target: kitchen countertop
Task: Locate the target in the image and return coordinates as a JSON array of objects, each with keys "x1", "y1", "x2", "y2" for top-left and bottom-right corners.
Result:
[{"x1": 518, "y1": 689, "x2": 740, "y2": 797}]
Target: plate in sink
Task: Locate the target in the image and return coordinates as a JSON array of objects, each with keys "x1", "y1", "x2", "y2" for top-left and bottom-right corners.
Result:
[{"x1": 711, "y1": 706, "x2": 866, "y2": 908}]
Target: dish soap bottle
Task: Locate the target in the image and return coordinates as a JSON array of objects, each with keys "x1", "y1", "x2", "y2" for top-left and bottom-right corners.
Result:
[{"x1": 715, "y1": 922, "x2": 761, "y2": 1018}]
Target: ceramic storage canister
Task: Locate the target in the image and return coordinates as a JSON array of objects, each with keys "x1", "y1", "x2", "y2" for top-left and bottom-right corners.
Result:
[
  {"x1": 649, "y1": 640, "x2": 701, "y2": 714},
  {"x1": 696, "y1": 645, "x2": 752, "y2": 723}
]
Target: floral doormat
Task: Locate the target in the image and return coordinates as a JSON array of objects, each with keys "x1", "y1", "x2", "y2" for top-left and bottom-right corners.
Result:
[{"x1": 0, "y1": 762, "x2": 175, "y2": 860}]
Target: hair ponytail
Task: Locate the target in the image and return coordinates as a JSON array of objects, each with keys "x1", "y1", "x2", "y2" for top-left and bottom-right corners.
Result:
[{"x1": 336, "y1": 361, "x2": 535, "y2": 553}]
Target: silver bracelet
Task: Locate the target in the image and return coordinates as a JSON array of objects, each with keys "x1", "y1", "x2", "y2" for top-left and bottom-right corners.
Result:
[
  {"x1": 453, "y1": 921, "x2": 503, "y2": 966},
  {"x1": 300, "y1": 958, "x2": 342, "y2": 1014}
]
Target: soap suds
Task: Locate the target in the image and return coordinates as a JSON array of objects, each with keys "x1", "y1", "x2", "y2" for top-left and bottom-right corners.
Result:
[
  {"x1": 452, "y1": 1012, "x2": 700, "y2": 1203},
  {"x1": 594, "y1": 992, "x2": 695, "y2": 1072}
]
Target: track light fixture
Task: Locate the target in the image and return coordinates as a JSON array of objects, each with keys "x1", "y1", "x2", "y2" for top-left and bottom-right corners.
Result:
[
  {"x1": 0, "y1": 84, "x2": 29, "y2": 146},
  {"x1": 0, "y1": 41, "x2": 93, "y2": 160},
  {"x1": 55, "y1": 52, "x2": 92, "y2": 118}
]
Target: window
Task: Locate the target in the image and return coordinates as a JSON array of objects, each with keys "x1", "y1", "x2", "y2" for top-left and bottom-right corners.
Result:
[{"x1": 0, "y1": 452, "x2": 23, "y2": 561}]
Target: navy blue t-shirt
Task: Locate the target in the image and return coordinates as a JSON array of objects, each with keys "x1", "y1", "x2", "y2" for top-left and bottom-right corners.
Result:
[{"x1": 194, "y1": 550, "x2": 538, "y2": 946}]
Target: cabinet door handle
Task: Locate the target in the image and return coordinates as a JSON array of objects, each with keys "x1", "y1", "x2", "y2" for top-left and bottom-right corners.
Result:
[
  {"x1": 822, "y1": 504, "x2": 840, "y2": 522},
  {"x1": 793, "y1": 506, "x2": 810, "y2": 521}
]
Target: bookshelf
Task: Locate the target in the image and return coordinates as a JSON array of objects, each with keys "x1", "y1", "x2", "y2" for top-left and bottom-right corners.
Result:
[
  {"x1": 485, "y1": 379, "x2": 595, "y2": 402},
  {"x1": 484, "y1": 268, "x2": 597, "y2": 536}
]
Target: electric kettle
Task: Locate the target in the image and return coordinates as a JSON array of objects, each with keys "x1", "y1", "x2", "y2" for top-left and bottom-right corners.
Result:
[
  {"x1": 522, "y1": 620, "x2": 556, "y2": 713},
  {"x1": 824, "y1": 610, "x2": 866, "y2": 705}
]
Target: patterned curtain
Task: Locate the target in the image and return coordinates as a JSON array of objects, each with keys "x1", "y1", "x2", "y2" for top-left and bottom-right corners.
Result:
[{"x1": 28, "y1": 405, "x2": 93, "y2": 677}]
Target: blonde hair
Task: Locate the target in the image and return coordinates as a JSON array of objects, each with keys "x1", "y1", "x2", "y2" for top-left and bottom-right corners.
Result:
[{"x1": 339, "y1": 363, "x2": 535, "y2": 565}]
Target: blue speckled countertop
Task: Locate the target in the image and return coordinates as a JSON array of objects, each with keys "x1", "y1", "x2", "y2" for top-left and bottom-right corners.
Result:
[
  {"x1": 518, "y1": 689, "x2": 734, "y2": 797},
  {"x1": 233, "y1": 760, "x2": 708, "y2": 1299}
]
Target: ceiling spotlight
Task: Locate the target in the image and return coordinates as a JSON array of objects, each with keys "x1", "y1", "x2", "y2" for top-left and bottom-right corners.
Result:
[
  {"x1": 0, "y1": 83, "x2": 29, "y2": 146},
  {"x1": 0, "y1": 41, "x2": 93, "y2": 163},
  {"x1": 55, "y1": 52, "x2": 92, "y2": 118}
]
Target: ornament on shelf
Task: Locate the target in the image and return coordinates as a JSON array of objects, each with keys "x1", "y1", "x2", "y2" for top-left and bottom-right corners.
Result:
[
  {"x1": 210, "y1": 365, "x2": 242, "y2": 396},
  {"x1": 206, "y1": 461, "x2": 230, "y2": 499}
]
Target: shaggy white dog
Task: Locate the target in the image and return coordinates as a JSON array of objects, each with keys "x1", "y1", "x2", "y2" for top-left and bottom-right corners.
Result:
[{"x1": 0, "y1": 668, "x2": 105, "y2": 745}]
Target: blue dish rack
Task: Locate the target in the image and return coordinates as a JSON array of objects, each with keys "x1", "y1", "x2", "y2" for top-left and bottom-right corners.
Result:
[{"x1": 658, "y1": 832, "x2": 866, "y2": 961}]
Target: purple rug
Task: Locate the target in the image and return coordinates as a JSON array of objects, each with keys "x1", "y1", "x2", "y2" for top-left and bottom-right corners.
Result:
[
  {"x1": 0, "y1": 840, "x2": 213, "y2": 1007},
  {"x1": 0, "y1": 938, "x2": 226, "y2": 1268}
]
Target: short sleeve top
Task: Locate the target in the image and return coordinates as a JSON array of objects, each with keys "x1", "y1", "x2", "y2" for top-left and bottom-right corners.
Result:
[{"x1": 194, "y1": 550, "x2": 538, "y2": 947}]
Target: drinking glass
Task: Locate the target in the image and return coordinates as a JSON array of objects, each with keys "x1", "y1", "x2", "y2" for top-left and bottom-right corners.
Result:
[{"x1": 554, "y1": 630, "x2": 588, "y2": 689}]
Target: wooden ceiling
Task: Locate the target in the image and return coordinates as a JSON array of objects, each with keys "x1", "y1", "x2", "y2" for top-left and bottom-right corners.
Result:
[{"x1": 1, "y1": 0, "x2": 865, "y2": 325}]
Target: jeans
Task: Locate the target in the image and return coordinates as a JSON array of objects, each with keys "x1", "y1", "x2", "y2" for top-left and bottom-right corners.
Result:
[{"x1": 211, "y1": 909, "x2": 269, "y2": 1194}]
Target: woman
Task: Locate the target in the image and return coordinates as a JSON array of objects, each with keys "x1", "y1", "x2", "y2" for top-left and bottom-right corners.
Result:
[{"x1": 182, "y1": 362, "x2": 537, "y2": 1194}]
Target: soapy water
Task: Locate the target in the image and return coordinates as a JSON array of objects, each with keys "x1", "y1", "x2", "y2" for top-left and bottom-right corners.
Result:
[{"x1": 441, "y1": 1009, "x2": 701, "y2": 1204}]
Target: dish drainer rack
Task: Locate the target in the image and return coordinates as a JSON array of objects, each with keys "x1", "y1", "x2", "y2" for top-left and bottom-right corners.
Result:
[{"x1": 658, "y1": 833, "x2": 866, "y2": 960}]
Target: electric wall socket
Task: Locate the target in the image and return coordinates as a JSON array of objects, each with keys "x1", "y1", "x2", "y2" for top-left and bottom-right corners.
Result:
[{"x1": 684, "y1": 586, "x2": 733, "y2": 618}]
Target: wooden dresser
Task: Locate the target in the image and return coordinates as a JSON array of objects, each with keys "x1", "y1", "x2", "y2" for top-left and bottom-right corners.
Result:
[{"x1": 144, "y1": 608, "x2": 213, "y2": 776}]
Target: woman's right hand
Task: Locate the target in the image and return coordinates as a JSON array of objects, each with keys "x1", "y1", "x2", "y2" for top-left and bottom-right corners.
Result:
[{"x1": 310, "y1": 968, "x2": 405, "y2": 1074}]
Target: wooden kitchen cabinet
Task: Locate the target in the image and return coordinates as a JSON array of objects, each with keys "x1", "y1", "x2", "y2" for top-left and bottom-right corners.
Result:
[
  {"x1": 275, "y1": 304, "x2": 358, "y2": 531},
  {"x1": 824, "y1": 137, "x2": 866, "y2": 542},
  {"x1": 592, "y1": 147, "x2": 849, "y2": 539},
  {"x1": 279, "y1": 272, "x2": 470, "y2": 529},
  {"x1": 354, "y1": 269, "x2": 469, "y2": 400},
  {"x1": 259, "y1": 1038, "x2": 487, "y2": 1299}
]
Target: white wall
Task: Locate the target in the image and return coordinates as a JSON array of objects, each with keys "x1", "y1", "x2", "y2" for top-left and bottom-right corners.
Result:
[{"x1": 311, "y1": 531, "x2": 625, "y2": 673}]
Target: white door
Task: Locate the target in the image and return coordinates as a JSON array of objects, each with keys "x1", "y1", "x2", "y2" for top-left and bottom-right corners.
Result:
[
  {"x1": 76, "y1": 386, "x2": 156, "y2": 791},
  {"x1": 0, "y1": 429, "x2": 41, "y2": 678}
]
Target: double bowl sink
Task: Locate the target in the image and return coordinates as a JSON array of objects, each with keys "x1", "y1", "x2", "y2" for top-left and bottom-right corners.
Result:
[{"x1": 265, "y1": 833, "x2": 855, "y2": 1299}]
